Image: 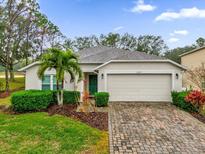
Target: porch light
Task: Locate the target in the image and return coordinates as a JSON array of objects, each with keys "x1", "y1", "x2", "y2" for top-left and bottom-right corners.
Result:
[
  {"x1": 101, "y1": 73, "x2": 104, "y2": 79},
  {"x1": 176, "y1": 73, "x2": 179, "y2": 79}
]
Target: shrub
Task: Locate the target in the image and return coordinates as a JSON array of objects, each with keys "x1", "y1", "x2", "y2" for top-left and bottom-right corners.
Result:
[
  {"x1": 63, "y1": 91, "x2": 80, "y2": 104},
  {"x1": 11, "y1": 90, "x2": 53, "y2": 112},
  {"x1": 52, "y1": 90, "x2": 80, "y2": 104},
  {"x1": 95, "y1": 92, "x2": 109, "y2": 107},
  {"x1": 185, "y1": 90, "x2": 205, "y2": 110},
  {"x1": 171, "y1": 91, "x2": 197, "y2": 112}
]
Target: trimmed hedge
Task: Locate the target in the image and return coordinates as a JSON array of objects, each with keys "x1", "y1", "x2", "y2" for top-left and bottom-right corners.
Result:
[
  {"x1": 11, "y1": 90, "x2": 80, "y2": 112},
  {"x1": 95, "y1": 92, "x2": 109, "y2": 107},
  {"x1": 171, "y1": 91, "x2": 197, "y2": 112},
  {"x1": 52, "y1": 90, "x2": 80, "y2": 104},
  {"x1": 11, "y1": 90, "x2": 53, "y2": 112}
]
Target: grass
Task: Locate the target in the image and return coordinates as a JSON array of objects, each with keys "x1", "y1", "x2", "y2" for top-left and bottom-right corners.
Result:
[
  {"x1": 0, "y1": 77, "x2": 24, "y2": 106},
  {"x1": 0, "y1": 77, "x2": 25, "y2": 91},
  {"x1": 0, "y1": 96, "x2": 11, "y2": 106},
  {"x1": 0, "y1": 112, "x2": 108, "y2": 154}
]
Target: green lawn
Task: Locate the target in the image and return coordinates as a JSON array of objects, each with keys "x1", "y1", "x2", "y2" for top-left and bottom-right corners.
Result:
[
  {"x1": 0, "y1": 77, "x2": 25, "y2": 91},
  {"x1": 0, "y1": 76, "x2": 24, "y2": 106},
  {"x1": 0, "y1": 112, "x2": 108, "y2": 154},
  {"x1": 0, "y1": 77, "x2": 24, "y2": 106}
]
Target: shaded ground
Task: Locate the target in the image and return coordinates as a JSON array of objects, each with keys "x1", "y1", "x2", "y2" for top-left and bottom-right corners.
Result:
[
  {"x1": 191, "y1": 112, "x2": 205, "y2": 123},
  {"x1": 109, "y1": 103, "x2": 205, "y2": 154}
]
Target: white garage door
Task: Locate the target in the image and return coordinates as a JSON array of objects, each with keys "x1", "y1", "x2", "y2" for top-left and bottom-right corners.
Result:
[{"x1": 107, "y1": 74, "x2": 172, "y2": 102}]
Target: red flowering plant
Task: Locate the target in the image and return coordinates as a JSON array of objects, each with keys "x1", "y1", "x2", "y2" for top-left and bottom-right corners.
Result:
[{"x1": 185, "y1": 90, "x2": 205, "y2": 111}]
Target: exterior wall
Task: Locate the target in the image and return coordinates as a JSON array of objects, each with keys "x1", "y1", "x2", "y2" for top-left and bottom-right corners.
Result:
[
  {"x1": 97, "y1": 62, "x2": 183, "y2": 93},
  {"x1": 80, "y1": 64, "x2": 100, "y2": 72},
  {"x1": 25, "y1": 62, "x2": 183, "y2": 102},
  {"x1": 25, "y1": 65, "x2": 75, "y2": 90},
  {"x1": 25, "y1": 64, "x2": 98, "y2": 93},
  {"x1": 25, "y1": 65, "x2": 42, "y2": 90},
  {"x1": 181, "y1": 49, "x2": 205, "y2": 89},
  {"x1": 181, "y1": 49, "x2": 205, "y2": 69}
]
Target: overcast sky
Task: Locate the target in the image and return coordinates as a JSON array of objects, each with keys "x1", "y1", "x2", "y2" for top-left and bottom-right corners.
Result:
[{"x1": 39, "y1": 0, "x2": 205, "y2": 49}]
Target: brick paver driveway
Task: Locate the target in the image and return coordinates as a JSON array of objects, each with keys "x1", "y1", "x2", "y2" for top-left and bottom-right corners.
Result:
[{"x1": 109, "y1": 103, "x2": 205, "y2": 154}]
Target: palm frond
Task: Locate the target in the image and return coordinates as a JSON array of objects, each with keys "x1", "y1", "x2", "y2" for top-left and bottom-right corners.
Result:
[
  {"x1": 38, "y1": 48, "x2": 83, "y2": 86},
  {"x1": 37, "y1": 63, "x2": 49, "y2": 79},
  {"x1": 66, "y1": 69, "x2": 75, "y2": 82}
]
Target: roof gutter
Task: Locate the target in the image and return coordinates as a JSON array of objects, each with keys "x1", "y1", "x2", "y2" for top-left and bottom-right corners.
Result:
[
  {"x1": 18, "y1": 61, "x2": 40, "y2": 71},
  {"x1": 94, "y1": 59, "x2": 187, "y2": 71}
]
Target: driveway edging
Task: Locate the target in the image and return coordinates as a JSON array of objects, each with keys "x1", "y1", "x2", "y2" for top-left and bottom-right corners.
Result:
[{"x1": 108, "y1": 104, "x2": 114, "y2": 154}]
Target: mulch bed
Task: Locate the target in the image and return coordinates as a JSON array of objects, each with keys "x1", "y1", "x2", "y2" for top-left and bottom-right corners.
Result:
[
  {"x1": 0, "y1": 91, "x2": 10, "y2": 98},
  {"x1": 191, "y1": 112, "x2": 205, "y2": 124},
  {"x1": 0, "y1": 88, "x2": 24, "y2": 98},
  {"x1": 47, "y1": 105, "x2": 108, "y2": 131}
]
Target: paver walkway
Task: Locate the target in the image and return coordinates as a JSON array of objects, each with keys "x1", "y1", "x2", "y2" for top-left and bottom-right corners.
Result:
[{"x1": 109, "y1": 103, "x2": 205, "y2": 154}]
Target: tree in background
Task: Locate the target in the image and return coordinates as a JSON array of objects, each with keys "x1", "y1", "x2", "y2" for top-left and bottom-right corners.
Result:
[
  {"x1": 66, "y1": 33, "x2": 168, "y2": 55},
  {"x1": 136, "y1": 35, "x2": 167, "y2": 55},
  {"x1": 164, "y1": 37, "x2": 205, "y2": 64},
  {"x1": 38, "y1": 48, "x2": 82, "y2": 105},
  {"x1": 119, "y1": 33, "x2": 138, "y2": 51},
  {"x1": 100, "y1": 33, "x2": 121, "y2": 48},
  {"x1": 196, "y1": 37, "x2": 205, "y2": 47},
  {"x1": 164, "y1": 45, "x2": 196, "y2": 64},
  {"x1": 0, "y1": 0, "x2": 64, "y2": 90},
  {"x1": 0, "y1": 0, "x2": 39, "y2": 90}
]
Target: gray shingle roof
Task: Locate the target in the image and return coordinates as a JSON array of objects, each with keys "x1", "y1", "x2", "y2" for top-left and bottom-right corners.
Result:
[{"x1": 77, "y1": 46, "x2": 164, "y2": 63}]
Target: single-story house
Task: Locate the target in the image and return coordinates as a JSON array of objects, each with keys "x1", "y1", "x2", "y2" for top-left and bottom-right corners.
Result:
[
  {"x1": 180, "y1": 46, "x2": 205, "y2": 90},
  {"x1": 19, "y1": 46, "x2": 186, "y2": 102}
]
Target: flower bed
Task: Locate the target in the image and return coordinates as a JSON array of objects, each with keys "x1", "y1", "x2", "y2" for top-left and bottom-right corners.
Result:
[
  {"x1": 185, "y1": 90, "x2": 205, "y2": 111},
  {"x1": 47, "y1": 104, "x2": 108, "y2": 131},
  {"x1": 171, "y1": 90, "x2": 205, "y2": 124}
]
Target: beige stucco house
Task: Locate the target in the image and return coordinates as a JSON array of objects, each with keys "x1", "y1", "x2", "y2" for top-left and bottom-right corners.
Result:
[
  {"x1": 19, "y1": 46, "x2": 185, "y2": 102},
  {"x1": 180, "y1": 46, "x2": 205, "y2": 90}
]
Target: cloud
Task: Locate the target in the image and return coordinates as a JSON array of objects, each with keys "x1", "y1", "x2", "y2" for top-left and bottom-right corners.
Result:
[
  {"x1": 130, "y1": 0, "x2": 156, "y2": 13},
  {"x1": 113, "y1": 26, "x2": 124, "y2": 32},
  {"x1": 174, "y1": 30, "x2": 189, "y2": 35},
  {"x1": 168, "y1": 37, "x2": 179, "y2": 43},
  {"x1": 170, "y1": 30, "x2": 189, "y2": 36},
  {"x1": 155, "y1": 7, "x2": 205, "y2": 21}
]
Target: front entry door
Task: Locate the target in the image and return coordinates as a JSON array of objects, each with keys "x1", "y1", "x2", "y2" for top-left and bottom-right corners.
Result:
[{"x1": 89, "y1": 75, "x2": 98, "y2": 95}]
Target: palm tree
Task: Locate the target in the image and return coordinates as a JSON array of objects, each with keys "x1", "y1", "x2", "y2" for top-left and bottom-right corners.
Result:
[{"x1": 38, "y1": 48, "x2": 82, "y2": 105}]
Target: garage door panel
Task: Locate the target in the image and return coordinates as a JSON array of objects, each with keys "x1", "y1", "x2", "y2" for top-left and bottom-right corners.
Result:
[{"x1": 107, "y1": 74, "x2": 171, "y2": 102}]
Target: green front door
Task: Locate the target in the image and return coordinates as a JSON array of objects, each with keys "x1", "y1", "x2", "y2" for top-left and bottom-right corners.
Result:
[{"x1": 89, "y1": 75, "x2": 98, "y2": 95}]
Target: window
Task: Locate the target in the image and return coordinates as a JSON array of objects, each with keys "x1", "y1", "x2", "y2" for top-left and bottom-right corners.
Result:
[
  {"x1": 42, "y1": 75, "x2": 62, "y2": 90},
  {"x1": 42, "y1": 75, "x2": 51, "y2": 90}
]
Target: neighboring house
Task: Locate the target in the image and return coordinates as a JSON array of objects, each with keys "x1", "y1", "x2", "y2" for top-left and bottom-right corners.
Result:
[
  {"x1": 19, "y1": 46, "x2": 185, "y2": 102},
  {"x1": 180, "y1": 46, "x2": 205, "y2": 90}
]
